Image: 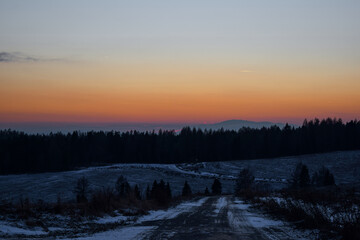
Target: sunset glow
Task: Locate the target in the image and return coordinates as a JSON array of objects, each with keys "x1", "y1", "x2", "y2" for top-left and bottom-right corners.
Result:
[{"x1": 1, "y1": 1, "x2": 359, "y2": 125}]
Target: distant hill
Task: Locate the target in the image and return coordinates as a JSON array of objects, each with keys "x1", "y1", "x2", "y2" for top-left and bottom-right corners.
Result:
[
  {"x1": 0, "y1": 119, "x2": 294, "y2": 134},
  {"x1": 194, "y1": 119, "x2": 290, "y2": 131}
]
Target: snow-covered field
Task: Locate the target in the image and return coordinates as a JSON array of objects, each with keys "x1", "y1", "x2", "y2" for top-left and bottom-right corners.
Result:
[
  {"x1": 0, "y1": 150, "x2": 359, "y2": 203},
  {"x1": 1, "y1": 150, "x2": 359, "y2": 239}
]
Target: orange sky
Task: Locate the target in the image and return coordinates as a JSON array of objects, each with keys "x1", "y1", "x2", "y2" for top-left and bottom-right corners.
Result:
[
  {"x1": 1, "y1": 1, "x2": 359, "y2": 125},
  {"x1": 1, "y1": 61, "x2": 359, "y2": 124}
]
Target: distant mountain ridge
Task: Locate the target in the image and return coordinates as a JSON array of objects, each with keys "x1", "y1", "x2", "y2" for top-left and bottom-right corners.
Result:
[
  {"x1": 194, "y1": 119, "x2": 290, "y2": 131},
  {"x1": 0, "y1": 119, "x2": 294, "y2": 134}
]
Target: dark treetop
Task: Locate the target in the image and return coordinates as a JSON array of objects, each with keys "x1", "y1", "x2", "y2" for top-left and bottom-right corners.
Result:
[{"x1": 0, "y1": 118, "x2": 359, "y2": 174}]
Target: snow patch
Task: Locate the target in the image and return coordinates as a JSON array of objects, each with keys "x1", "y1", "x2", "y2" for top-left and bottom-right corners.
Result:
[
  {"x1": 94, "y1": 215, "x2": 130, "y2": 224},
  {"x1": 0, "y1": 221, "x2": 46, "y2": 236},
  {"x1": 213, "y1": 197, "x2": 227, "y2": 214},
  {"x1": 63, "y1": 226, "x2": 155, "y2": 240},
  {"x1": 138, "y1": 197, "x2": 209, "y2": 223}
]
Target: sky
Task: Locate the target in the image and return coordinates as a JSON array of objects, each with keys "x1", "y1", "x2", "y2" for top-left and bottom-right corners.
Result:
[{"x1": 1, "y1": 0, "x2": 359, "y2": 125}]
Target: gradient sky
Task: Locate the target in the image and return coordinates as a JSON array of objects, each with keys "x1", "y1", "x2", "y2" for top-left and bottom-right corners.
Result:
[{"x1": 1, "y1": 0, "x2": 359, "y2": 124}]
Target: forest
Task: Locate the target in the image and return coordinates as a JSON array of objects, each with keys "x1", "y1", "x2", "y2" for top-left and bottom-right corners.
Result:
[{"x1": 0, "y1": 118, "x2": 359, "y2": 174}]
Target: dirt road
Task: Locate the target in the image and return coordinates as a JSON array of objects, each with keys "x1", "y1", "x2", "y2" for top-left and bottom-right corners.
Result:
[{"x1": 137, "y1": 196, "x2": 298, "y2": 240}]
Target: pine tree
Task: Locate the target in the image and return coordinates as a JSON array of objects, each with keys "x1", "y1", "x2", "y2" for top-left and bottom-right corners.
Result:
[
  {"x1": 235, "y1": 168, "x2": 254, "y2": 195},
  {"x1": 312, "y1": 166, "x2": 335, "y2": 186},
  {"x1": 212, "y1": 179, "x2": 222, "y2": 195},
  {"x1": 134, "y1": 184, "x2": 141, "y2": 200},
  {"x1": 290, "y1": 163, "x2": 310, "y2": 189},
  {"x1": 150, "y1": 180, "x2": 158, "y2": 199},
  {"x1": 74, "y1": 176, "x2": 89, "y2": 203},
  {"x1": 115, "y1": 175, "x2": 131, "y2": 198},
  {"x1": 182, "y1": 181, "x2": 192, "y2": 197},
  {"x1": 166, "y1": 182, "x2": 172, "y2": 200},
  {"x1": 146, "y1": 185, "x2": 151, "y2": 200},
  {"x1": 204, "y1": 187, "x2": 210, "y2": 195}
]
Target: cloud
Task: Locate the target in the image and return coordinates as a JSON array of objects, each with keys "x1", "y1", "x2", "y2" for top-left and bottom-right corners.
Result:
[
  {"x1": 239, "y1": 70, "x2": 254, "y2": 73},
  {"x1": 0, "y1": 52, "x2": 40, "y2": 62},
  {"x1": 0, "y1": 52, "x2": 64, "y2": 63}
]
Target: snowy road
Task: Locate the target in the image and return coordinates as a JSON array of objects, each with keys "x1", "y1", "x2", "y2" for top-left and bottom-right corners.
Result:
[
  {"x1": 74, "y1": 196, "x2": 311, "y2": 240},
  {"x1": 139, "y1": 196, "x2": 303, "y2": 240}
]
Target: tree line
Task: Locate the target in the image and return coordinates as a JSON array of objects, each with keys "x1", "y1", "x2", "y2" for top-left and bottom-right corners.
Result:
[
  {"x1": 74, "y1": 175, "x2": 222, "y2": 214},
  {"x1": 0, "y1": 118, "x2": 359, "y2": 174}
]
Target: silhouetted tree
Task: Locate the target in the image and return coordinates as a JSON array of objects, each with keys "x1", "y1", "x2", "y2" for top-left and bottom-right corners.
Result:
[
  {"x1": 166, "y1": 182, "x2": 172, "y2": 200},
  {"x1": 312, "y1": 166, "x2": 335, "y2": 186},
  {"x1": 290, "y1": 163, "x2": 310, "y2": 189},
  {"x1": 1, "y1": 118, "x2": 359, "y2": 174},
  {"x1": 150, "y1": 180, "x2": 158, "y2": 199},
  {"x1": 146, "y1": 185, "x2": 151, "y2": 200},
  {"x1": 75, "y1": 176, "x2": 90, "y2": 203},
  {"x1": 204, "y1": 187, "x2": 210, "y2": 195},
  {"x1": 148, "y1": 179, "x2": 172, "y2": 205},
  {"x1": 134, "y1": 184, "x2": 141, "y2": 200},
  {"x1": 235, "y1": 168, "x2": 255, "y2": 195},
  {"x1": 115, "y1": 175, "x2": 130, "y2": 198},
  {"x1": 182, "y1": 181, "x2": 192, "y2": 197},
  {"x1": 212, "y1": 179, "x2": 222, "y2": 195}
]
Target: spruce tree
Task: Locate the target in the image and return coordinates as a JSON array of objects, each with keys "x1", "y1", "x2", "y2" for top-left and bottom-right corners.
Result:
[
  {"x1": 212, "y1": 179, "x2": 222, "y2": 195},
  {"x1": 290, "y1": 163, "x2": 310, "y2": 189},
  {"x1": 166, "y1": 182, "x2": 172, "y2": 200},
  {"x1": 146, "y1": 185, "x2": 151, "y2": 200},
  {"x1": 134, "y1": 184, "x2": 141, "y2": 200},
  {"x1": 74, "y1": 176, "x2": 89, "y2": 203},
  {"x1": 235, "y1": 168, "x2": 254, "y2": 195},
  {"x1": 312, "y1": 166, "x2": 335, "y2": 186},
  {"x1": 204, "y1": 187, "x2": 210, "y2": 195},
  {"x1": 182, "y1": 181, "x2": 192, "y2": 197}
]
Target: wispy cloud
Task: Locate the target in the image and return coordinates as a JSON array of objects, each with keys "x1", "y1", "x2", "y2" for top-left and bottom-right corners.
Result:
[
  {"x1": 0, "y1": 52, "x2": 63, "y2": 63},
  {"x1": 239, "y1": 70, "x2": 254, "y2": 73}
]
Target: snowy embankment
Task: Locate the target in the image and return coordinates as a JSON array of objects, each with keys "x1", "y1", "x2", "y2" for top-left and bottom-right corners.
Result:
[
  {"x1": 0, "y1": 197, "x2": 209, "y2": 239},
  {"x1": 61, "y1": 197, "x2": 209, "y2": 240},
  {"x1": 228, "y1": 199, "x2": 318, "y2": 239},
  {"x1": 0, "y1": 221, "x2": 47, "y2": 236}
]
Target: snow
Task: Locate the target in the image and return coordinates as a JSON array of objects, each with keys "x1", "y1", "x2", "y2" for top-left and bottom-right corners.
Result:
[
  {"x1": 1, "y1": 150, "x2": 359, "y2": 203},
  {"x1": 94, "y1": 215, "x2": 130, "y2": 224},
  {"x1": 62, "y1": 226, "x2": 155, "y2": 240},
  {"x1": 213, "y1": 196, "x2": 227, "y2": 214},
  {"x1": 47, "y1": 227, "x2": 64, "y2": 232},
  {"x1": 233, "y1": 200, "x2": 251, "y2": 210},
  {"x1": 137, "y1": 197, "x2": 209, "y2": 223},
  {"x1": 0, "y1": 221, "x2": 46, "y2": 236},
  {"x1": 61, "y1": 197, "x2": 209, "y2": 240},
  {"x1": 228, "y1": 199, "x2": 317, "y2": 240},
  {"x1": 230, "y1": 200, "x2": 283, "y2": 228},
  {"x1": 247, "y1": 215, "x2": 283, "y2": 228}
]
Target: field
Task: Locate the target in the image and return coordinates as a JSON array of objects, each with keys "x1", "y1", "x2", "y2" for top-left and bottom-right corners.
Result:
[{"x1": 1, "y1": 150, "x2": 359, "y2": 203}]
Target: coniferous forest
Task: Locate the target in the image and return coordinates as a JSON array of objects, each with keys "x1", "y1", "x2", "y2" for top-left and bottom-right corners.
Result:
[{"x1": 1, "y1": 118, "x2": 359, "y2": 174}]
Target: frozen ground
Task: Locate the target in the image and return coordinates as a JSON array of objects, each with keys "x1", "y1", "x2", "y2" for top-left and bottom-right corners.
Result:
[{"x1": 0, "y1": 150, "x2": 359, "y2": 203}]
